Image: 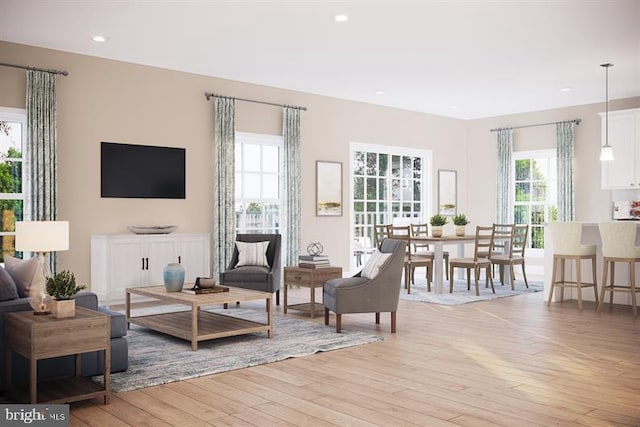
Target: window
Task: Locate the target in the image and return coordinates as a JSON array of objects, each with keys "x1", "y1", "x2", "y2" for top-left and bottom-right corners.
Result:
[
  {"x1": 513, "y1": 150, "x2": 557, "y2": 253},
  {"x1": 351, "y1": 142, "x2": 432, "y2": 266},
  {"x1": 235, "y1": 133, "x2": 283, "y2": 234},
  {"x1": 0, "y1": 107, "x2": 26, "y2": 262}
]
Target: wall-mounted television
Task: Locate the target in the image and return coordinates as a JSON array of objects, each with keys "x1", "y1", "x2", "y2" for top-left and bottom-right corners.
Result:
[{"x1": 101, "y1": 142, "x2": 186, "y2": 199}]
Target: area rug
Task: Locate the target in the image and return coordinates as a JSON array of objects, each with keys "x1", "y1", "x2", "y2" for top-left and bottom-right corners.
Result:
[
  {"x1": 400, "y1": 278, "x2": 544, "y2": 305},
  {"x1": 99, "y1": 306, "x2": 382, "y2": 393}
]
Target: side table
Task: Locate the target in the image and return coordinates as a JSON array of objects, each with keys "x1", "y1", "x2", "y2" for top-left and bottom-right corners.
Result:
[
  {"x1": 284, "y1": 266, "x2": 342, "y2": 318},
  {"x1": 4, "y1": 306, "x2": 111, "y2": 404}
]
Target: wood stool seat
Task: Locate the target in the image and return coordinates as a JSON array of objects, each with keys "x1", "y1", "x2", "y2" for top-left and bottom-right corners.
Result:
[{"x1": 548, "y1": 222, "x2": 598, "y2": 310}]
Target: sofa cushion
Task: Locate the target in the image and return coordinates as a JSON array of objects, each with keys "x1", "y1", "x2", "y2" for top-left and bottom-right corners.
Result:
[
  {"x1": 235, "y1": 241, "x2": 270, "y2": 268},
  {"x1": 223, "y1": 265, "x2": 271, "y2": 283},
  {"x1": 0, "y1": 265, "x2": 19, "y2": 301},
  {"x1": 4, "y1": 255, "x2": 43, "y2": 299}
]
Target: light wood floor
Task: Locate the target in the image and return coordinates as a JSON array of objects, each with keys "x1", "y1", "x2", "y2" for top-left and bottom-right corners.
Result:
[{"x1": 70, "y1": 284, "x2": 640, "y2": 426}]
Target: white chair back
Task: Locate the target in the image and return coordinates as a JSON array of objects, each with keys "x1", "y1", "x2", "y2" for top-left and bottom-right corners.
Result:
[
  {"x1": 598, "y1": 222, "x2": 640, "y2": 259},
  {"x1": 550, "y1": 222, "x2": 596, "y2": 256}
]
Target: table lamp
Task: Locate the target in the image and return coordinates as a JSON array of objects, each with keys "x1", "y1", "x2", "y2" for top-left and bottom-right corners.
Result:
[{"x1": 15, "y1": 220, "x2": 70, "y2": 314}]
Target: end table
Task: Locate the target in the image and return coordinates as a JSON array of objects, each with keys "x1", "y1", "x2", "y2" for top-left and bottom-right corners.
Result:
[
  {"x1": 283, "y1": 266, "x2": 342, "y2": 318},
  {"x1": 4, "y1": 306, "x2": 110, "y2": 404}
]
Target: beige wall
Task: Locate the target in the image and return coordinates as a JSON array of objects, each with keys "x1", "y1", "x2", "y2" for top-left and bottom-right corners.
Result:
[
  {"x1": 2, "y1": 41, "x2": 639, "y2": 287},
  {"x1": 0, "y1": 41, "x2": 467, "y2": 285}
]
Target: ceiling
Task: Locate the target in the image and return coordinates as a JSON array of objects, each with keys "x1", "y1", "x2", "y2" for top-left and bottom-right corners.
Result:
[{"x1": 1, "y1": 0, "x2": 639, "y2": 119}]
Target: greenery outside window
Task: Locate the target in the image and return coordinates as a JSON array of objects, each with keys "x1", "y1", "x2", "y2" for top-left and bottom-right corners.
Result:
[
  {"x1": 0, "y1": 107, "x2": 26, "y2": 263},
  {"x1": 513, "y1": 149, "x2": 557, "y2": 253},
  {"x1": 351, "y1": 142, "x2": 432, "y2": 267},
  {"x1": 235, "y1": 133, "x2": 283, "y2": 234}
]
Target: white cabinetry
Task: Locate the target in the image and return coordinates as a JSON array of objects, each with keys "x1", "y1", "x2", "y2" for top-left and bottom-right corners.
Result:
[
  {"x1": 601, "y1": 108, "x2": 640, "y2": 189},
  {"x1": 91, "y1": 233, "x2": 210, "y2": 305}
]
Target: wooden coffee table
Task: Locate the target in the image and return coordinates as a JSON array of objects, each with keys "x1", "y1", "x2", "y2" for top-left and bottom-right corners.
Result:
[
  {"x1": 4, "y1": 307, "x2": 110, "y2": 404},
  {"x1": 126, "y1": 285, "x2": 273, "y2": 350}
]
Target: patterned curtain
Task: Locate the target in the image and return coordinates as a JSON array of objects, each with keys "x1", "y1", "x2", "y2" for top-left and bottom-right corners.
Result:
[
  {"x1": 26, "y1": 70, "x2": 58, "y2": 273},
  {"x1": 496, "y1": 129, "x2": 513, "y2": 224},
  {"x1": 556, "y1": 122, "x2": 575, "y2": 221},
  {"x1": 283, "y1": 107, "x2": 301, "y2": 267},
  {"x1": 213, "y1": 97, "x2": 236, "y2": 278}
]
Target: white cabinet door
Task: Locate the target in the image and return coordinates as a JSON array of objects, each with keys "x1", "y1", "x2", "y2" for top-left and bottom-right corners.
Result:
[
  {"x1": 176, "y1": 234, "x2": 211, "y2": 282},
  {"x1": 107, "y1": 237, "x2": 146, "y2": 301},
  {"x1": 145, "y1": 236, "x2": 178, "y2": 285},
  {"x1": 601, "y1": 113, "x2": 637, "y2": 189}
]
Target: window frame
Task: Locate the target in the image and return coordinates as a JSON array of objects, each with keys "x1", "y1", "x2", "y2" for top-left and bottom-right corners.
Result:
[
  {"x1": 512, "y1": 149, "x2": 557, "y2": 256},
  {"x1": 350, "y1": 142, "x2": 433, "y2": 269},
  {"x1": 234, "y1": 132, "x2": 283, "y2": 234},
  {"x1": 0, "y1": 107, "x2": 27, "y2": 262}
]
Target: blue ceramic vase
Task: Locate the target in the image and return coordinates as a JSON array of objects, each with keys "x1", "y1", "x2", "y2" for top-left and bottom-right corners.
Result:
[{"x1": 163, "y1": 263, "x2": 185, "y2": 292}]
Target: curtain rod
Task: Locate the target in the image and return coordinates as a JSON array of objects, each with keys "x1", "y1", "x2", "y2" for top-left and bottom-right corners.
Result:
[
  {"x1": 204, "y1": 92, "x2": 307, "y2": 111},
  {"x1": 490, "y1": 118, "x2": 581, "y2": 132},
  {"x1": 0, "y1": 62, "x2": 68, "y2": 76}
]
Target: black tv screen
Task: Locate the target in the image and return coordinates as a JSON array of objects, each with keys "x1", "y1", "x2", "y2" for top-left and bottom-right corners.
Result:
[{"x1": 101, "y1": 142, "x2": 186, "y2": 199}]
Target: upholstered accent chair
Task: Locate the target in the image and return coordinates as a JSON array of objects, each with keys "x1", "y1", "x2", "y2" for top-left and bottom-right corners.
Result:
[
  {"x1": 323, "y1": 238, "x2": 406, "y2": 333},
  {"x1": 219, "y1": 234, "x2": 282, "y2": 305}
]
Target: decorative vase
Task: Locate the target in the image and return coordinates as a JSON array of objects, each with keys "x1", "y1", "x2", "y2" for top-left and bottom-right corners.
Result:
[
  {"x1": 455, "y1": 225, "x2": 466, "y2": 237},
  {"x1": 432, "y1": 226, "x2": 443, "y2": 237},
  {"x1": 163, "y1": 263, "x2": 185, "y2": 292},
  {"x1": 50, "y1": 299, "x2": 75, "y2": 318}
]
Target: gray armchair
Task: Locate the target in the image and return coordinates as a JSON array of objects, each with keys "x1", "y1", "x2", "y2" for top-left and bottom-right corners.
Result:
[
  {"x1": 219, "y1": 234, "x2": 282, "y2": 305},
  {"x1": 323, "y1": 238, "x2": 406, "y2": 333}
]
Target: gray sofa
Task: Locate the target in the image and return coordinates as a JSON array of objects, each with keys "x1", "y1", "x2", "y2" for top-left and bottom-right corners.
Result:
[{"x1": 0, "y1": 291, "x2": 128, "y2": 389}]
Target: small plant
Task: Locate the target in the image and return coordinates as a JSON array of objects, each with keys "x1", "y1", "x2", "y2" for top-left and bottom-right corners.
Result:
[
  {"x1": 46, "y1": 270, "x2": 86, "y2": 300},
  {"x1": 429, "y1": 214, "x2": 448, "y2": 227},
  {"x1": 453, "y1": 214, "x2": 470, "y2": 226}
]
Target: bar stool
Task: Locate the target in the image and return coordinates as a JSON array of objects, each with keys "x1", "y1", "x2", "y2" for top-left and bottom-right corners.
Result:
[
  {"x1": 598, "y1": 222, "x2": 640, "y2": 317},
  {"x1": 548, "y1": 222, "x2": 598, "y2": 310}
]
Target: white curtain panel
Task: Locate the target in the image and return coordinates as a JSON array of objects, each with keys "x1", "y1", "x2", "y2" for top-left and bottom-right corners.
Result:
[
  {"x1": 282, "y1": 108, "x2": 301, "y2": 267},
  {"x1": 26, "y1": 70, "x2": 58, "y2": 273},
  {"x1": 213, "y1": 97, "x2": 236, "y2": 279},
  {"x1": 556, "y1": 122, "x2": 575, "y2": 221},
  {"x1": 496, "y1": 129, "x2": 513, "y2": 224}
]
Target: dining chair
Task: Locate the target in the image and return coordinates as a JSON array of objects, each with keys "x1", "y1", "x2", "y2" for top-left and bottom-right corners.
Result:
[
  {"x1": 387, "y1": 225, "x2": 432, "y2": 293},
  {"x1": 598, "y1": 222, "x2": 640, "y2": 316},
  {"x1": 373, "y1": 224, "x2": 391, "y2": 249},
  {"x1": 448, "y1": 225, "x2": 494, "y2": 296},
  {"x1": 410, "y1": 223, "x2": 449, "y2": 280},
  {"x1": 487, "y1": 223, "x2": 514, "y2": 286},
  {"x1": 548, "y1": 222, "x2": 598, "y2": 310},
  {"x1": 491, "y1": 224, "x2": 529, "y2": 289}
]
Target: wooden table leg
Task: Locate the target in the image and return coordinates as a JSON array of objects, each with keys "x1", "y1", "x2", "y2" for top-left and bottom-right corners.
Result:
[
  {"x1": 191, "y1": 303, "x2": 198, "y2": 351},
  {"x1": 310, "y1": 283, "x2": 316, "y2": 318},
  {"x1": 283, "y1": 282, "x2": 288, "y2": 314},
  {"x1": 104, "y1": 346, "x2": 111, "y2": 404}
]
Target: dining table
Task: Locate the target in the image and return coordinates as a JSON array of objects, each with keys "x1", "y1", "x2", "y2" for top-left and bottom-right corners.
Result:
[{"x1": 403, "y1": 234, "x2": 477, "y2": 293}]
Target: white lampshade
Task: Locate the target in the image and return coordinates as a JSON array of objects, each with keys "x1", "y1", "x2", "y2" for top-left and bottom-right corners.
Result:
[
  {"x1": 15, "y1": 221, "x2": 69, "y2": 253},
  {"x1": 599, "y1": 145, "x2": 614, "y2": 162}
]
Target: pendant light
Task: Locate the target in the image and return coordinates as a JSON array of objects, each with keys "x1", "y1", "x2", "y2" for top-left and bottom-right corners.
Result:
[{"x1": 599, "y1": 63, "x2": 614, "y2": 162}]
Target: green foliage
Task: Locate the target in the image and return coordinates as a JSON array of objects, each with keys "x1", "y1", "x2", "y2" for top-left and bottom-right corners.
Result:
[
  {"x1": 430, "y1": 214, "x2": 448, "y2": 226},
  {"x1": 46, "y1": 270, "x2": 86, "y2": 300},
  {"x1": 453, "y1": 214, "x2": 470, "y2": 226}
]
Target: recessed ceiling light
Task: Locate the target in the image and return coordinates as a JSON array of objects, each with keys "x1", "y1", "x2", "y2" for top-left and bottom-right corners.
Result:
[
  {"x1": 561, "y1": 87, "x2": 572, "y2": 92},
  {"x1": 375, "y1": 90, "x2": 385, "y2": 95},
  {"x1": 92, "y1": 35, "x2": 108, "y2": 43},
  {"x1": 334, "y1": 14, "x2": 349, "y2": 22}
]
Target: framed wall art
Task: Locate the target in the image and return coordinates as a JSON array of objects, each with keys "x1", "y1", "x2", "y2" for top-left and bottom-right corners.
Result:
[
  {"x1": 438, "y1": 169, "x2": 457, "y2": 216},
  {"x1": 316, "y1": 161, "x2": 342, "y2": 216}
]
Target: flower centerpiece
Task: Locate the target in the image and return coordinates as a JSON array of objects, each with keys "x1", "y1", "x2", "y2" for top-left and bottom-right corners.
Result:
[
  {"x1": 453, "y1": 214, "x2": 470, "y2": 236},
  {"x1": 46, "y1": 270, "x2": 86, "y2": 318},
  {"x1": 429, "y1": 214, "x2": 448, "y2": 237}
]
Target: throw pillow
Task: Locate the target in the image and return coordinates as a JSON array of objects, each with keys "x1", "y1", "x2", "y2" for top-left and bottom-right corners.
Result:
[
  {"x1": 4, "y1": 255, "x2": 43, "y2": 299},
  {"x1": 235, "y1": 241, "x2": 270, "y2": 268},
  {"x1": 0, "y1": 265, "x2": 19, "y2": 301},
  {"x1": 361, "y1": 251, "x2": 391, "y2": 279}
]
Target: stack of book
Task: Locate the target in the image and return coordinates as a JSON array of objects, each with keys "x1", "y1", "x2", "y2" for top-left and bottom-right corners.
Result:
[{"x1": 299, "y1": 254, "x2": 330, "y2": 268}]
